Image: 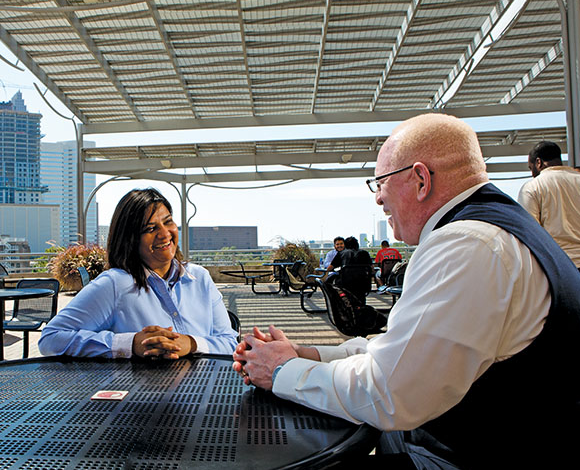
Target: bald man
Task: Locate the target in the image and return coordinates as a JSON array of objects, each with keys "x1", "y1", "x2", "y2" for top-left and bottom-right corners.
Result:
[{"x1": 233, "y1": 114, "x2": 580, "y2": 469}]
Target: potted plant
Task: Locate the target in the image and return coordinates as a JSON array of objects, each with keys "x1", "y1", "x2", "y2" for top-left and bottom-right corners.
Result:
[
  {"x1": 49, "y1": 244, "x2": 107, "y2": 292},
  {"x1": 272, "y1": 241, "x2": 318, "y2": 274}
]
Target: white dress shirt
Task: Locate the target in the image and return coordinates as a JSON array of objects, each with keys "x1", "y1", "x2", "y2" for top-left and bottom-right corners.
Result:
[{"x1": 273, "y1": 183, "x2": 550, "y2": 431}]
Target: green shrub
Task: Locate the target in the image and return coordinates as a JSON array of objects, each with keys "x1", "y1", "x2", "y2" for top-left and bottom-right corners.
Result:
[
  {"x1": 272, "y1": 242, "x2": 317, "y2": 274},
  {"x1": 33, "y1": 245, "x2": 65, "y2": 273},
  {"x1": 49, "y1": 244, "x2": 107, "y2": 291}
]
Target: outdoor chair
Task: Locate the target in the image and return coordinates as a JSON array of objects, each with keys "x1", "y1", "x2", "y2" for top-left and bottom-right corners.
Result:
[
  {"x1": 331, "y1": 263, "x2": 375, "y2": 305},
  {"x1": 227, "y1": 309, "x2": 241, "y2": 342},
  {"x1": 384, "y1": 261, "x2": 408, "y2": 304},
  {"x1": 3, "y1": 278, "x2": 60, "y2": 359},
  {"x1": 315, "y1": 278, "x2": 387, "y2": 338},
  {"x1": 0, "y1": 263, "x2": 8, "y2": 288},
  {"x1": 77, "y1": 266, "x2": 90, "y2": 288},
  {"x1": 282, "y1": 262, "x2": 327, "y2": 314},
  {"x1": 379, "y1": 258, "x2": 400, "y2": 287}
]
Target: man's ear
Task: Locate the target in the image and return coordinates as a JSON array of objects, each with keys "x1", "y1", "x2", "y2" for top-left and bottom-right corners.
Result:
[{"x1": 412, "y1": 163, "x2": 432, "y2": 202}]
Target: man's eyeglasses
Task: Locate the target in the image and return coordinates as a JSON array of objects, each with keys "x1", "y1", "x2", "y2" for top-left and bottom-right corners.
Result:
[
  {"x1": 366, "y1": 165, "x2": 414, "y2": 193},
  {"x1": 366, "y1": 165, "x2": 434, "y2": 193}
]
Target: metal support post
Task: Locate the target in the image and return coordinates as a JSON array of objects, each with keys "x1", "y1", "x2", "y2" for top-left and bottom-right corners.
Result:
[
  {"x1": 559, "y1": 0, "x2": 580, "y2": 168},
  {"x1": 180, "y1": 181, "x2": 189, "y2": 260},
  {"x1": 76, "y1": 123, "x2": 86, "y2": 243}
]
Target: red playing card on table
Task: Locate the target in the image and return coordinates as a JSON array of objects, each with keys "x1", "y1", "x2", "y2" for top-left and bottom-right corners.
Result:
[{"x1": 90, "y1": 390, "x2": 129, "y2": 401}]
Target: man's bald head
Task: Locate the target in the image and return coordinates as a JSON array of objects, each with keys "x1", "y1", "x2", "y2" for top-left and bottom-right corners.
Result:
[
  {"x1": 386, "y1": 113, "x2": 487, "y2": 191},
  {"x1": 374, "y1": 114, "x2": 489, "y2": 244}
]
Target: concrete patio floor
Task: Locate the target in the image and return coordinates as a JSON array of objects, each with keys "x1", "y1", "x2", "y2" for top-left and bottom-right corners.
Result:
[{"x1": 2, "y1": 283, "x2": 394, "y2": 362}]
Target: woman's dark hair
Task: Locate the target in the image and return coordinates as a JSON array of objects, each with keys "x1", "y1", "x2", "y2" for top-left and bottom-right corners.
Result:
[{"x1": 107, "y1": 188, "x2": 182, "y2": 289}]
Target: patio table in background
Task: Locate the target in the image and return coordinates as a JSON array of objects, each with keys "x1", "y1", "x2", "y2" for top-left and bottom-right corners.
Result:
[
  {"x1": 261, "y1": 261, "x2": 299, "y2": 295},
  {"x1": 0, "y1": 354, "x2": 379, "y2": 469}
]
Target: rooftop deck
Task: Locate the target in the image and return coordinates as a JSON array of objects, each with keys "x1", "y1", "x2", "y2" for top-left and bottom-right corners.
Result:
[{"x1": 3, "y1": 283, "x2": 394, "y2": 362}]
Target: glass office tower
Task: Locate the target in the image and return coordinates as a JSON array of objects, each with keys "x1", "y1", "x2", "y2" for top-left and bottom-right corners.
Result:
[
  {"x1": 40, "y1": 141, "x2": 98, "y2": 246},
  {"x1": 0, "y1": 91, "x2": 46, "y2": 204}
]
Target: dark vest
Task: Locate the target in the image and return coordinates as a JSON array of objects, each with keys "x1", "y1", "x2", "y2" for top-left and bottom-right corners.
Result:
[{"x1": 419, "y1": 184, "x2": 580, "y2": 469}]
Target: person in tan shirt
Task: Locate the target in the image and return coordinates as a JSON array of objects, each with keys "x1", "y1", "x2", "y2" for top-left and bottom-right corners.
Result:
[{"x1": 518, "y1": 140, "x2": 580, "y2": 269}]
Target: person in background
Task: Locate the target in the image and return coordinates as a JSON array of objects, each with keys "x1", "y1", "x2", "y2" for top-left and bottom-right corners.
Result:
[
  {"x1": 518, "y1": 140, "x2": 580, "y2": 270},
  {"x1": 327, "y1": 236, "x2": 373, "y2": 271},
  {"x1": 322, "y1": 236, "x2": 345, "y2": 268},
  {"x1": 374, "y1": 240, "x2": 402, "y2": 292},
  {"x1": 233, "y1": 114, "x2": 580, "y2": 469},
  {"x1": 326, "y1": 236, "x2": 374, "y2": 303},
  {"x1": 39, "y1": 188, "x2": 238, "y2": 359}
]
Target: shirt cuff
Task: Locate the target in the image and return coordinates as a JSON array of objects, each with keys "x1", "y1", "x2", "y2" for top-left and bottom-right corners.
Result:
[
  {"x1": 112, "y1": 332, "x2": 134, "y2": 359},
  {"x1": 272, "y1": 357, "x2": 334, "y2": 401},
  {"x1": 316, "y1": 337, "x2": 369, "y2": 362},
  {"x1": 192, "y1": 335, "x2": 210, "y2": 354}
]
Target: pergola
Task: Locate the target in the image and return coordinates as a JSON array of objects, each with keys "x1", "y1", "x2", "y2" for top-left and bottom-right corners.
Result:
[{"x1": 0, "y1": 0, "x2": 578, "y2": 252}]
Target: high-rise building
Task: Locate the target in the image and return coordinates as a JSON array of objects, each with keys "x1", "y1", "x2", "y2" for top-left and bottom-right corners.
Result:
[
  {"x1": 40, "y1": 141, "x2": 98, "y2": 246},
  {"x1": 376, "y1": 219, "x2": 388, "y2": 243},
  {"x1": 0, "y1": 203, "x2": 59, "y2": 253},
  {"x1": 98, "y1": 225, "x2": 109, "y2": 247},
  {"x1": 0, "y1": 91, "x2": 47, "y2": 204},
  {"x1": 359, "y1": 233, "x2": 369, "y2": 247}
]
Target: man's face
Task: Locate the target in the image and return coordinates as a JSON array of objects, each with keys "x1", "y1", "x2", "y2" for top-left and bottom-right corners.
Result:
[
  {"x1": 334, "y1": 240, "x2": 345, "y2": 251},
  {"x1": 374, "y1": 142, "x2": 416, "y2": 244}
]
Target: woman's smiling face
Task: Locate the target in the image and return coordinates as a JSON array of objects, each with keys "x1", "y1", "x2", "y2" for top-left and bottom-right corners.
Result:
[{"x1": 138, "y1": 203, "x2": 178, "y2": 278}]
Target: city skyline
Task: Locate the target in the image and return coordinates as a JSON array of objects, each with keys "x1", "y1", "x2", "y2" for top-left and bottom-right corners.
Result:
[{"x1": 0, "y1": 92, "x2": 102, "y2": 252}]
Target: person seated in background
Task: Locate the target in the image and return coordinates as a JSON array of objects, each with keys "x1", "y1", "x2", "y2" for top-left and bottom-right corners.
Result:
[
  {"x1": 322, "y1": 236, "x2": 345, "y2": 268},
  {"x1": 374, "y1": 240, "x2": 402, "y2": 292},
  {"x1": 326, "y1": 236, "x2": 374, "y2": 302},
  {"x1": 39, "y1": 188, "x2": 238, "y2": 359}
]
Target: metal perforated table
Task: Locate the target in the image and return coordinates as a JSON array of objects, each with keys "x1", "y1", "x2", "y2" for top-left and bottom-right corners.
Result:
[{"x1": 0, "y1": 355, "x2": 379, "y2": 469}]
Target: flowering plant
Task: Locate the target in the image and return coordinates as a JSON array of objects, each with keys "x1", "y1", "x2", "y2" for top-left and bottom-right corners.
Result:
[{"x1": 49, "y1": 244, "x2": 107, "y2": 291}]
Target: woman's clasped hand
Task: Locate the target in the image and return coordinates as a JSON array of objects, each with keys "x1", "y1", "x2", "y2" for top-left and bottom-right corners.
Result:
[{"x1": 133, "y1": 325, "x2": 198, "y2": 360}]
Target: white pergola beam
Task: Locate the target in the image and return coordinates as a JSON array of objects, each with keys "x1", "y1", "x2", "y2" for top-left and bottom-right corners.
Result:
[
  {"x1": 84, "y1": 150, "x2": 379, "y2": 173},
  {"x1": 55, "y1": 0, "x2": 144, "y2": 121},
  {"x1": 370, "y1": 0, "x2": 420, "y2": 111},
  {"x1": 85, "y1": 159, "x2": 533, "y2": 185},
  {"x1": 501, "y1": 40, "x2": 563, "y2": 104},
  {"x1": 81, "y1": 99, "x2": 565, "y2": 135},
  {"x1": 84, "y1": 134, "x2": 567, "y2": 175}
]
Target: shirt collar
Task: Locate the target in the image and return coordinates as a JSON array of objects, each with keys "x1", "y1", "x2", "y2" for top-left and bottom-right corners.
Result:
[
  {"x1": 419, "y1": 182, "x2": 489, "y2": 243},
  {"x1": 144, "y1": 259, "x2": 196, "y2": 287}
]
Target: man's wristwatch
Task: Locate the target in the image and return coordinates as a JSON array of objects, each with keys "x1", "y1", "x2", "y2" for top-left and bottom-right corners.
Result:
[{"x1": 271, "y1": 357, "x2": 296, "y2": 385}]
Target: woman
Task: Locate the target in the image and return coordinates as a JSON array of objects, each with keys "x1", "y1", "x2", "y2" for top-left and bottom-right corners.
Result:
[{"x1": 39, "y1": 188, "x2": 238, "y2": 359}]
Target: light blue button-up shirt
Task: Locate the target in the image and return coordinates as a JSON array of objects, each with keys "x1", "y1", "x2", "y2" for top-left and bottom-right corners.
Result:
[
  {"x1": 39, "y1": 262, "x2": 238, "y2": 358},
  {"x1": 323, "y1": 249, "x2": 337, "y2": 268}
]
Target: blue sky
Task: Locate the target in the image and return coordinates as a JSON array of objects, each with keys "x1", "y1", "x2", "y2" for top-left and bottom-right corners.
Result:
[{"x1": 0, "y1": 42, "x2": 567, "y2": 246}]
